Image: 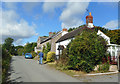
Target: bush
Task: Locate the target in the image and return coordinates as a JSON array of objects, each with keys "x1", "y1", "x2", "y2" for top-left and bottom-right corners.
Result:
[
  {"x1": 2, "y1": 48, "x2": 11, "y2": 83},
  {"x1": 98, "y1": 63, "x2": 110, "y2": 73},
  {"x1": 62, "y1": 29, "x2": 108, "y2": 73},
  {"x1": 31, "y1": 51, "x2": 37, "y2": 58},
  {"x1": 47, "y1": 52, "x2": 56, "y2": 62},
  {"x1": 37, "y1": 51, "x2": 41, "y2": 54},
  {"x1": 56, "y1": 48, "x2": 69, "y2": 70},
  {"x1": 42, "y1": 43, "x2": 51, "y2": 61}
]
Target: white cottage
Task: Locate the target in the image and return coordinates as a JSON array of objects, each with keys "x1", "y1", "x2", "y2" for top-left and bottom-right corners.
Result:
[{"x1": 56, "y1": 12, "x2": 120, "y2": 62}]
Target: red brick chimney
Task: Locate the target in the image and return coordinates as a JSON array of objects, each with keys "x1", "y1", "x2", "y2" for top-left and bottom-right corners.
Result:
[
  {"x1": 62, "y1": 28, "x2": 68, "y2": 32},
  {"x1": 86, "y1": 12, "x2": 94, "y2": 28},
  {"x1": 62, "y1": 28, "x2": 68, "y2": 36}
]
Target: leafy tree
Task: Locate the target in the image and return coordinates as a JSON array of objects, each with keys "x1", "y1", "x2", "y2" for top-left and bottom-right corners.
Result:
[
  {"x1": 46, "y1": 42, "x2": 51, "y2": 52},
  {"x1": 32, "y1": 42, "x2": 37, "y2": 51},
  {"x1": 2, "y1": 43, "x2": 11, "y2": 82},
  {"x1": 42, "y1": 42, "x2": 51, "y2": 60},
  {"x1": 94, "y1": 26, "x2": 109, "y2": 34},
  {"x1": 17, "y1": 48, "x2": 24, "y2": 56},
  {"x1": 2, "y1": 37, "x2": 15, "y2": 55},
  {"x1": 106, "y1": 29, "x2": 120, "y2": 45}
]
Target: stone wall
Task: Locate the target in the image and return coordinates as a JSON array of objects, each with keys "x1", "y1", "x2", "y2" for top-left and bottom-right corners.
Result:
[{"x1": 51, "y1": 32, "x2": 62, "y2": 52}]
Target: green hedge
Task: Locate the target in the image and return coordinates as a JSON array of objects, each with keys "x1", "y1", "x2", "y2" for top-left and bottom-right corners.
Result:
[{"x1": 2, "y1": 48, "x2": 11, "y2": 83}]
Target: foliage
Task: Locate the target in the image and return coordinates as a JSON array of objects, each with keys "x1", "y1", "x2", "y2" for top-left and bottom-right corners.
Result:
[
  {"x1": 31, "y1": 51, "x2": 37, "y2": 58},
  {"x1": 68, "y1": 28, "x2": 76, "y2": 32},
  {"x1": 94, "y1": 26, "x2": 120, "y2": 45},
  {"x1": 37, "y1": 51, "x2": 41, "y2": 54},
  {"x1": 57, "y1": 29, "x2": 108, "y2": 73},
  {"x1": 17, "y1": 48, "x2": 24, "y2": 56},
  {"x1": 56, "y1": 48, "x2": 69, "y2": 70},
  {"x1": 47, "y1": 52, "x2": 56, "y2": 62},
  {"x1": 106, "y1": 29, "x2": 120, "y2": 45},
  {"x1": 2, "y1": 47, "x2": 11, "y2": 83},
  {"x1": 68, "y1": 26, "x2": 120, "y2": 45},
  {"x1": 68, "y1": 25, "x2": 86, "y2": 32},
  {"x1": 42, "y1": 42, "x2": 51, "y2": 60},
  {"x1": 67, "y1": 30, "x2": 108, "y2": 73},
  {"x1": 98, "y1": 63, "x2": 110, "y2": 73},
  {"x1": 2, "y1": 37, "x2": 16, "y2": 55},
  {"x1": 23, "y1": 42, "x2": 37, "y2": 54},
  {"x1": 94, "y1": 26, "x2": 109, "y2": 34}
]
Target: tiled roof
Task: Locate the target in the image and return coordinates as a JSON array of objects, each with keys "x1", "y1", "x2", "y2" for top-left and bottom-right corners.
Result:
[
  {"x1": 40, "y1": 31, "x2": 61, "y2": 44},
  {"x1": 56, "y1": 26, "x2": 95, "y2": 43}
]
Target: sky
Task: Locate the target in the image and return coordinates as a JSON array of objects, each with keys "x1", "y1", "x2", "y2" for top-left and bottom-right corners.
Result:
[{"x1": 0, "y1": 0, "x2": 119, "y2": 46}]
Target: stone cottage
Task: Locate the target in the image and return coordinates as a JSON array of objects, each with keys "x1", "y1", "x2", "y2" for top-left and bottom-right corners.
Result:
[
  {"x1": 34, "y1": 36, "x2": 48, "y2": 53},
  {"x1": 35, "y1": 28, "x2": 68, "y2": 53}
]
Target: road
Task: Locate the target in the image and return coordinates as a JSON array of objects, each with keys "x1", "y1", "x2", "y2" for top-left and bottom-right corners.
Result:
[
  {"x1": 7, "y1": 56, "x2": 119, "y2": 83},
  {"x1": 7, "y1": 56, "x2": 80, "y2": 82}
]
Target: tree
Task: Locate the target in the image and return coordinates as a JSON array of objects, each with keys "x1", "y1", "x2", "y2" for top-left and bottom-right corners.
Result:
[
  {"x1": 42, "y1": 42, "x2": 51, "y2": 60},
  {"x1": 2, "y1": 37, "x2": 15, "y2": 55},
  {"x1": 63, "y1": 29, "x2": 108, "y2": 73},
  {"x1": 32, "y1": 42, "x2": 37, "y2": 51},
  {"x1": 106, "y1": 29, "x2": 120, "y2": 45}
]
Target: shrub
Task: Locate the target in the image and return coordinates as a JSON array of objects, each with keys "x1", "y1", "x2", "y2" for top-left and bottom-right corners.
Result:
[
  {"x1": 98, "y1": 63, "x2": 110, "y2": 73},
  {"x1": 66, "y1": 29, "x2": 108, "y2": 73},
  {"x1": 2, "y1": 48, "x2": 11, "y2": 83},
  {"x1": 37, "y1": 51, "x2": 41, "y2": 54},
  {"x1": 31, "y1": 51, "x2": 37, "y2": 58},
  {"x1": 47, "y1": 52, "x2": 56, "y2": 62},
  {"x1": 42, "y1": 43, "x2": 51, "y2": 61},
  {"x1": 56, "y1": 48, "x2": 69, "y2": 70}
]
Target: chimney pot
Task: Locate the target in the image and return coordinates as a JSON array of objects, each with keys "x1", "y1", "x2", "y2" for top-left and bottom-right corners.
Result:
[{"x1": 62, "y1": 28, "x2": 68, "y2": 32}]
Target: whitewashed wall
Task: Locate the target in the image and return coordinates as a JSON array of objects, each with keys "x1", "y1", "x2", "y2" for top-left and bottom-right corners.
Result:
[{"x1": 56, "y1": 39, "x2": 72, "y2": 55}]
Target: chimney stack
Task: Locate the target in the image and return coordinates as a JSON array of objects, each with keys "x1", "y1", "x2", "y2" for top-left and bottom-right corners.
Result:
[
  {"x1": 62, "y1": 28, "x2": 68, "y2": 36},
  {"x1": 62, "y1": 28, "x2": 68, "y2": 32},
  {"x1": 86, "y1": 12, "x2": 94, "y2": 28}
]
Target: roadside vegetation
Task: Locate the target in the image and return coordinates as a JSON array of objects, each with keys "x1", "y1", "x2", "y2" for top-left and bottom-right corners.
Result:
[
  {"x1": 17, "y1": 42, "x2": 37, "y2": 56},
  {"x1": 56, "y1": 29, "x2": 109, "y2": 73},
  {"x1": 42, "y1": 42, "x2": 51, "y2": 61},
  {"x1": 46, "y1": 26, "x2": 120, "y2": 74},
  {"x1": 1, "y1": 37, "x2": 37, "y2": 83},
  {"x1": 2, "y1": 38, "x2": 14, "y2": 83}
]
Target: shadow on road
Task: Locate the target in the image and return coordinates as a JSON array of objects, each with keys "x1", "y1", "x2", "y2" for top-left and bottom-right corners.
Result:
[{"x1": 4, "y1": 57, "x2": 23, "y2": 84}]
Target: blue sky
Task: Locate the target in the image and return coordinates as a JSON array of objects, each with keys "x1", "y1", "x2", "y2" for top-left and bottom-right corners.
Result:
[{"x1": 1, "y1": 1, "x2": 119, "y2": 46}]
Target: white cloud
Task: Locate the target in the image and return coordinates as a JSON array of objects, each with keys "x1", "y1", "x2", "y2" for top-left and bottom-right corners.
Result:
[
  {"x1": 103, "y1": 20, "x2": 118, "y2": 30},
  {"x1": 4, "y1": 2, "x2": 17, "y2": 10},
  {"x1": 1, "y1": 10, "x2": 38, "y2": 45},
  {"x1": 22, "y1": 2, "x2": 40, "y2": 14},
  {"x1": 43, "y1": 2, "x2": 65, "y2": 13},
  {"x1": 60, "y1": 1, "x2": 91, "y2": 28},
  {"x1": 15, "y1": 39, "x2": 23, "y2": 45}
]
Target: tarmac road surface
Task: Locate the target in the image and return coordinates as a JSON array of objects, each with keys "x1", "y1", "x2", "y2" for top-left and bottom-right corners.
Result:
[
  {"x1": 7, "y1": 56, "x2": 81, "y2": 82},
  {"x1": 7, "y1": 56, "x2": 119, "y2": 83}
]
